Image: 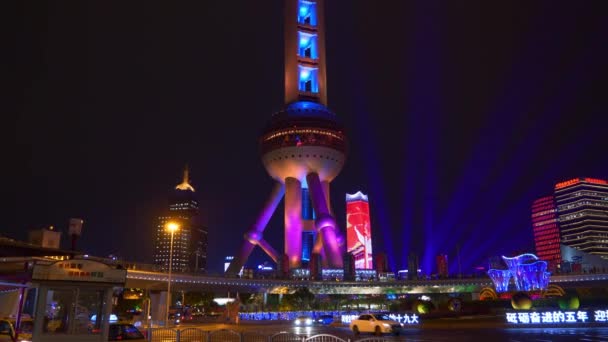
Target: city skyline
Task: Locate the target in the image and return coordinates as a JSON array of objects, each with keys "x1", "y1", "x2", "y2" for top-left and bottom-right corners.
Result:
[{"x1": 6, "y1": 1, "x2": 608, "y2": 273}]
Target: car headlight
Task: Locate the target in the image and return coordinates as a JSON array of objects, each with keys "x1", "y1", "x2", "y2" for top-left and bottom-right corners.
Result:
[
  {"x1": 382, "y1": 323, "x2": 391, "y2": 328},
  {"x1": 295, "y1": 320, "x2": 300, "y2": 325},
  {"x1": 306, "y1": 319, "x2": 312, "y2": 325}
]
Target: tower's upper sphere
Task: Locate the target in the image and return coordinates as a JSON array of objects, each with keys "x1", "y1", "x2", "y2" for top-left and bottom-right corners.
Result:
[{"x1": 260, "y1": 101, "x2": 347, "y2": 184}]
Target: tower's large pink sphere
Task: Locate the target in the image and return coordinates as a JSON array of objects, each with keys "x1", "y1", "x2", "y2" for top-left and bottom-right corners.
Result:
[{"x1": 259, "y1": 101, "x2": 347, "y2": 184}]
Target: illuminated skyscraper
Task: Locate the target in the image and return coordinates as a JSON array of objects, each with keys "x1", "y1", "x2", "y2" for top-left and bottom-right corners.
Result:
[
  {"x1": 532, "y1": 177, "x2": 608, "y2": 267},
  {"x1": 555, "y1": 178, "x2": 608, "y2": 259},
  {"x1": 346, "y1": 191, "x2": 373, "y2": 269},
  {"x1": 227, "y1": 0, "x2": 347, "y2": 275},
  {"x1": 154, "y1": 167, "x2": 208, "y2": 273},
  {"x1": 531, "y1": 196, "x2": 560, "y2": 271},
  {"x1": 436, "y1": 254, "x2": 448, "y2": 278}
]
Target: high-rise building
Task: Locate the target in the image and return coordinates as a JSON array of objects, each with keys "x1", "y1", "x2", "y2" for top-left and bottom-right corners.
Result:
[
  {"x1": 154, "y1": 167, "x2": 207, "y2": 273},
  {"x1": 436, "y1": 254, "x2": 448, "y2": 278},
  {"x1": 555, "y1": 178, "x2": 608, "y2": 259},
  {"x1": 227, "y1": 0, "x2": 347, "y2": 275},
  {"x1": 343, "y1": 252, "x2": 356, "y2": 281},
  {"x1": 346, "y1": 191, "x2": 373, "y2": 269},
  {"x1": 533, "y1": 177, "x2": 608, "y2": 266},
  {"x1": 531, "y1": 196, "x2": 561, "y2": 271},
  {"x1": 407, "y1": 252, "x2": 419, "y2": 280},
  {"x1": 374, "y1": 252, "x2": 389, "y2": 273},
  {"x1": 28, "y1": 226, "x2": 62, "y2": 249}
]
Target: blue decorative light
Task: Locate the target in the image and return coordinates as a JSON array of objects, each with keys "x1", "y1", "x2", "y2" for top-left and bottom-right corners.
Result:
[
  {"x1": 299, "y1": 37, "x2": 310, "y2": 48},
  {"x1": 300, "y1": 69, "x2": 311, "y2": 80},
  {"x1": 487, "y1": 253, "x2": 551, "y2": 292},
  {"x1": 299, "y1": 6, "x2": 308, "y2": 16}
]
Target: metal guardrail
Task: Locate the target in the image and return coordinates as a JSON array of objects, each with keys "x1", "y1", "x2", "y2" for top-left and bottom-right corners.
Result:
[{"x1": 146, "y1": 328, "x2": 392, "y2": 342}]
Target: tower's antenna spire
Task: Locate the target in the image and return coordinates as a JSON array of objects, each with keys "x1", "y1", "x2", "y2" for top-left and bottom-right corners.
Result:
[
  {"x1": 175, "y1": 164, "x2": 195, "y2": 192},
  {"x1": 183, "y1": 164, "x2": 190, "y2": 184},
  {"x1": 284, "y1": 0, "x2": 327, "y2": 105}
]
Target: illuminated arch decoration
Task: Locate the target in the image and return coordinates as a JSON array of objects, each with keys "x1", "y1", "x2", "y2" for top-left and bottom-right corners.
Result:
[
  {"x1": 487, "y1": 253, "x2": 551, "y2": 293},
  {"x1": 543, "y1": 284, "x2": 566, "y2": 298},
  {"x1": 479, "y1": 287, "x2": 498, "y2": 300}
]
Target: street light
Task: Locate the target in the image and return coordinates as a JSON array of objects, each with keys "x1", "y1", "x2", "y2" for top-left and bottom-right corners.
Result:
[{"x1": 165, "y1": 221, "x2": 179, "y2": 327}]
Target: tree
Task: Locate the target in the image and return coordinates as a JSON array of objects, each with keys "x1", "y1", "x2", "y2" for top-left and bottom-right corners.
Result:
[
  {"x1": 281, "y1": 287, "x2": 315, "y2": 311},
  {"x1": 184, "y1": 291, "x2": 215, "y2": 311}
]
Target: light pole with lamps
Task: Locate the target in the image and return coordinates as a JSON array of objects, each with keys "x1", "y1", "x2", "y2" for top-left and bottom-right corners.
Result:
[{"x1": 165, "y1": 221, "x2": 179, "y2": 327}]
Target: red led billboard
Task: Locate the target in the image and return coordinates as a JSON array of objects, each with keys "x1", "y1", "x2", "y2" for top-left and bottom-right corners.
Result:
[{"x1": 346, "y1": 192, "x2": 373, "y2": 269}]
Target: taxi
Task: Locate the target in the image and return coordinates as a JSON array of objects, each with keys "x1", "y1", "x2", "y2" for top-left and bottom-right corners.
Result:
[{"x1": 0, "y1": 317, "x2": 33, "y2": 342}]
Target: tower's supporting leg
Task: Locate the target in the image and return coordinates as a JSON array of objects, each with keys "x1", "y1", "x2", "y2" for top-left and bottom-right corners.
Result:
[
  {"x1": 285, "y1": 177, "x2": 303, "y2": 269},
  {"x1": 322, "y1": 180, "x2": 331, "y2": 213},
  {"x1": 226, "y1": 182, "x2": 285, "y2": 276},
  {"x1": 306, "y1": 172, "x2": 343, "y2": 268},
  {"x1": 257, "y1": 239, "x2": 279, "y2": 262},
  {"x1": 321, "y1": 180, "x2": 345, "y2": 250}
]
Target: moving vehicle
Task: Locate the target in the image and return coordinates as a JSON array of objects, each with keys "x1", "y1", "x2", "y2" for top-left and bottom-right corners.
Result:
[
  {"x1": 294, "y1": 315, "x2": 313, "y2": 326},
  {"x1": 0, "y1": 318, "x2": 33, "y2": 342},
  {"x1": 108, "y1": 323, "x2": 146, "y2": 341},
  {"x1": 316, "y1": 314, "x2": 334, "y2": 325},
  {"x1": 349, "y1": 313, "x2": 402, "y2": 336}
]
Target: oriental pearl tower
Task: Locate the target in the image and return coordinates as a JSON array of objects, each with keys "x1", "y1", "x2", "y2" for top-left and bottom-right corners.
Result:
[{"x1": 226, "y1": 0, "x2": 346, "y2": 276}]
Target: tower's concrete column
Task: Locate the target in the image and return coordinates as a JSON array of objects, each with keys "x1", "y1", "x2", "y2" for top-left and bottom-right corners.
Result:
[
  {"x1": 322, "y1": 180, "x2": 331, "y2": 214},
  {"x1": 285, "y1": 177, "x2": 303, "y2": 268}
]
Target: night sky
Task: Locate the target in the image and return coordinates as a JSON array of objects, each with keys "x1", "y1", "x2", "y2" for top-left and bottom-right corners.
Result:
[{"x1": 7, "y1": 1, "x2": 608, "y2": 274}]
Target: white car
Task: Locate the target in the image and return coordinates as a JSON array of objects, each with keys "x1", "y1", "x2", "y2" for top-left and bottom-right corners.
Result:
[
  {"x1": 349, "y1": 313, "x2": 402, "y2": 336},
  {"x1": 294, "y1": 315, "x2": 313, "y2": 326}
]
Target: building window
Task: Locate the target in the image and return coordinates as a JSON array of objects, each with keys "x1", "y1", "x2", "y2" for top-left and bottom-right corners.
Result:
[
  {"x1": 298, "y1": 1, "x2": 317, "y2": 26},
  {"x1": 298, "y1": 32, "x2": 317, "y2": 59},
  {"x1": 298, "y1": 66, "x2": 318, "y2": 93}
]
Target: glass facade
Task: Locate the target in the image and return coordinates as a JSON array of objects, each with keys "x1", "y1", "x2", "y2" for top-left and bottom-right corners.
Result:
[
  {"x1": 42, "y1": 288, "x2": 104, "y2": 335},
  {"x1": 301, "y1": 231, "x2": 315, "y2": 262},
  {"x1": 301, "y1": 188, "x2": 315, "y2": 220}
]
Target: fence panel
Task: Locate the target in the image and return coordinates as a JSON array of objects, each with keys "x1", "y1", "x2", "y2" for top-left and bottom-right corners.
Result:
[
  {"x1": 149, "y1": 328, "x2": 178, "y2": 342},
  {"x1": 208, "y1": 329, "x2": 241, "y2": 342},
  {"x1": 179, "y1": 328, "x2": 207, "y2": 342},
  {"x1": 304, "y1": 334, "x2": 349, "y2": 342},
  {"x1": 270, "y1": 331, "x2": 305, "y2": 342},
  {"x1": 242, "y1": 331, "x2": 269, "y2": 342}
]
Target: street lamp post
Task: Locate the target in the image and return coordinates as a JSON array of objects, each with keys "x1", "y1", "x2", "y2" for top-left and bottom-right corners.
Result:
[{"x1": 165, "y1": 222, "x2": 179, "y2": 327}]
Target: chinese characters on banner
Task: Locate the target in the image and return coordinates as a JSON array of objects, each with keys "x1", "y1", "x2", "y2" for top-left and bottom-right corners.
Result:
[{"x1": 504, "y1": 310, "x2": 608, "y2": 324}]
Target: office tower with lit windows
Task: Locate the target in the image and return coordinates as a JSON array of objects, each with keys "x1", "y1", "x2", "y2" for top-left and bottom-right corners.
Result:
[
  {"x1": 555, "y1": 177, "x2": 608, "y2": 259},
  {"x1": 227, "y1": 0, "x2": 347, "y2": 275},
  {"x1": 153, "y1": 167, "x2": 207, "y2": 273},
  {"x1": 531, "y1": 195, "x2": 561, "y2": 271}
]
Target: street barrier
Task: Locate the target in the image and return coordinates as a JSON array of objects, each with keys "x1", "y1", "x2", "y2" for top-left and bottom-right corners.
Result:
[
  {"x1": 145, "y1": 328, "x2": 392, "y2": 342},
  {"x1": 209, "y1": 329, "x2": 241, "y2": 342},
  {"x1": 304, "y1": 334, "x2": 348, "y2": 341},
  {"x1": 270, "y1": 332, "x2": 303, "y2": 341}
]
